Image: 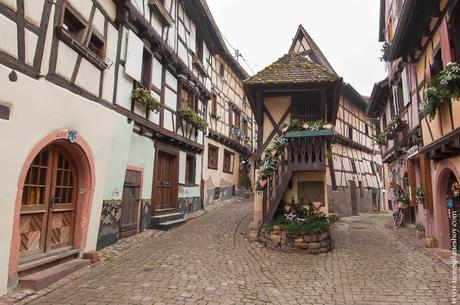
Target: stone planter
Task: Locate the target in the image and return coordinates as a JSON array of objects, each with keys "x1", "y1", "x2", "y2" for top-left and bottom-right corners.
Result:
[
  {"x1": 415, "y1": 230, "x2": 425, "y2": 240},
  {"x1": 259, "y1": 228, "x2": 333, "y2": 254}
]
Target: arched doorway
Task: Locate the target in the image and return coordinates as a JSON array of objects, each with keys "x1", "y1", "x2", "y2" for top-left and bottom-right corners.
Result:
[
  {"x1": 447, "y1": 172, "x2": 460, "y2": 253},
  {"x1": 9, "y1": 131, "x2": 95, "y2": 274},
  {"x1": 20, "y1": 144, "x2": 78, "y2": 258}
]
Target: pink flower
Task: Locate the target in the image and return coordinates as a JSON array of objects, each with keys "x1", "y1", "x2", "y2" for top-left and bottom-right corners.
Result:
[
  {"x1": 303, "y1": 123, "x2": 309, "y2": 130},
  {"x1": 323, "y1": 124, "x2": 333, "y2": 130},
  {"x1": 282, "y1": 126, "x2": 289, "y2": 133}
]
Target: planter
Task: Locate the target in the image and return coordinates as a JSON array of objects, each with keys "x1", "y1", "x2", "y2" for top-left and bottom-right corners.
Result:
[
  {"x1": 415, "y1": 231, "x2": 425, "y2": 240},
  {"x1": 258, "y1": 229, "x2": 333, "y2": 254},
  {"x1": 398, "y1": 203, "x2": 408, "y2": 209},
  {"x1": 423, "y1": 236, "x2": 436, "y2": 248}
]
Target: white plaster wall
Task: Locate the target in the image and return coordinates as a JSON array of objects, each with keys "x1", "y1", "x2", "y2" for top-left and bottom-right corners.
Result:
[
  {"x1": 0, "y1": 64, "x2": 123, "y2": 295},
  {"x1": 0, "y1": 16, "x2": 18, "y2": 58}
]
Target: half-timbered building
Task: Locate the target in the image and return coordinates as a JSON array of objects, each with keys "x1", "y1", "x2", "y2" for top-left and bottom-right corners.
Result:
[
  {"x1": 0, "y1": 0, "x2": 256, "y2": 294},
  {"x1": 244, "y1": 51, "x2": 343, "y2": 227},
  {"x1": 0, "y1": 0, "x2": 123, "y2": 294},
  {"x1": 372, "y1": 0, "x2": 460, "y2": 251},
  {"x1": 290, "y1": 26, "x2": 383, "y2": 217},
  {"x1": 204, "y1": 48, "x2": 256, "y2": 206}
]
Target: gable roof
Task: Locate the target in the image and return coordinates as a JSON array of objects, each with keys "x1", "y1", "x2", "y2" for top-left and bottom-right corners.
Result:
[
  {"x1": 244, "y1": 52, "x2": 340, "y2": 86},
  {"x1": 289, "y1": 25, "x2": 336, "y2": 74}
]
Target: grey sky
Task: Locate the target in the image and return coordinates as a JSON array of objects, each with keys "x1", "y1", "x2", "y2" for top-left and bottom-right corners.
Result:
[{"x1": 206, "y1": 0, "x2": 387, "y2": 97}]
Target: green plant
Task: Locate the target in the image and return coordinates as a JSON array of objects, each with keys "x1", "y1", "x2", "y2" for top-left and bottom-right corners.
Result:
[
  {"x1": 210, "y1": 112, "x2": 221, "y2": 120},
  {"x1": 379, "y1": 42, "x2": 390, "y2": 62},
  {"x1": 239, "y1": 175, "x2": 251, "y2": 188},
  {"x1": 415, "y1": 187, "x2": 425, "y2": 202},
  {"x1": 178, "y1": 106, "x2": 208, "y2": 130},
  {"x1": 397, "y1": 193, "x2": 410, "y2": 205},
  {"x1": 415, "y1": 223, "x2": 425, "y2": 232},
  {"x1": 131, "y1": 88, "x2": 162, "y2": 112},
  {"x1": 420, "y1": 62, "x2": 460, "y2": 119},
  {"x1": 266, "y1": 202, "x2": 330, "y2": 235},
  {"x1": 374, "y1": 132, "x2": 388, "y2": 145}
]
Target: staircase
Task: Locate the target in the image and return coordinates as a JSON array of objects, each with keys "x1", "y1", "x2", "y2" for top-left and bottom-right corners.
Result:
[
  {"x1": 151, "y1": 210, "x2": 186, "y2": 230},
  {"x1": 263, "y1": 135, "x2": 328, "y2": 222}
]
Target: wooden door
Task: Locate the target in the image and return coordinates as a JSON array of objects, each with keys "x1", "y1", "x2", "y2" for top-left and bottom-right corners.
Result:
[
  {"x1": 120, "y1": 169, "x2": 141, "y2": 238},
  {"x1": 350, "y1": 180, "x2": 358, "y2": 216},
  {"x1": 154, "y1": 151, "x2": 178, "y2": 211},
  {"x1": 20, "y1": 145, "x2": 77, "y2": 257}
]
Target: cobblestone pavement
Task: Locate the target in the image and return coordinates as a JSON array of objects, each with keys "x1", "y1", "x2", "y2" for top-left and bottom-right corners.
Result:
[{"x1": 13, "y1": 199, "x2": 455, "y2": 305}]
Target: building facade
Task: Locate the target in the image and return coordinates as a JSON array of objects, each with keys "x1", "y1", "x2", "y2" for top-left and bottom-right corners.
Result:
[
  {"x1": 371, "y1": 0, "x2": 460, "y2": 250},
  {"x1": 0, "y1": 0, "x2": 123, "y2": 294},
  {"x1": 0, "y1": 0, "x2": 255, "y2": 295},
  {"x1": 290, "y1": 26, "x2": 383, "y2": 217}
]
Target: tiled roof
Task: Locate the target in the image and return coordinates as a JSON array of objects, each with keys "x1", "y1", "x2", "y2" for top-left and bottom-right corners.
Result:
[{"x1": 244, "y1": 52, "x2": 341, "y2": 86}]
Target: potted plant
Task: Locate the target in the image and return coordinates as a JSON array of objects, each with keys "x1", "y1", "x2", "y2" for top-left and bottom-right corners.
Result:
[
  {"x1": 177, "y1": 106, "x2": 208, "y2": 130},
  {"x1": 420, "y1": 62, "x2": 460, "y2": 119},
  {"x1": 132, "y1": 88, "x2": 162, "y2": 112},
  {"x1": 415, "y1": 223, "x2": 425, "y2": 239},
  {"x1": 397, "y1": 193, "x2": 410, "y2": 209},
  {"x1": 210, "y1": 112, "x2": 221, "y2": 120},
  {"x1": 415, "y1": 187, "x2": 425, "y2": 204}
]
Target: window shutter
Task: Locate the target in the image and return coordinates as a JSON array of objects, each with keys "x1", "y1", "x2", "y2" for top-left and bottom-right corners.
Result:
[
  {"x1": 407, "y1": 159, "x2": 416, "y2": 206},
  {"x1": 401, "y1": 68, "x2": 411, "y2": 106},
  {"x1": 125, "y1": 30, "x2": 144, "y2": 82},
  {"x1": 420, "y1": 155, "x2": 433, "y2": 210}
]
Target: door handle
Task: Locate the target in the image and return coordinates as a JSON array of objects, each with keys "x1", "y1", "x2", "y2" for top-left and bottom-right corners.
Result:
[{"x1": 50, "y1": 197, "x2": 61, "y2": 205}]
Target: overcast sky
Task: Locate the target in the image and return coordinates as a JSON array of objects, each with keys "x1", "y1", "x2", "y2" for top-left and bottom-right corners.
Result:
[{"x1": 206, "y1": 0, "x2": 387, "y2": 97}]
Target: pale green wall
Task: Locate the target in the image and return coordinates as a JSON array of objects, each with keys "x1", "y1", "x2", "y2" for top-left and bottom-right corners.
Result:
[
  {"x1": 127, "y1": 132, "x2": 155, "y2": 199},
  {"x1": 102, "y1": 120, "x2": 133, "y2": 200}
]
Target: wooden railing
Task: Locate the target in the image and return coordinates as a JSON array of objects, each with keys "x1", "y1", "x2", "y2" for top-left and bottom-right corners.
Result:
[{"x1": 263, "y1": 134, "x2": 329, "y2": 221}]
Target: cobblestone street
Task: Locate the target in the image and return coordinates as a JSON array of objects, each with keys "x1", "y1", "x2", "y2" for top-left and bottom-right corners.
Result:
[{"x1": 14, "y1": 199, "x2": 453, "y2": 305}]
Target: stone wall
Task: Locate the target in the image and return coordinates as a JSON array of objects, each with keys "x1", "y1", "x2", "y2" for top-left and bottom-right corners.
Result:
[
  {"x1": 178, "y1": 197, "x2": 201, "y2": 214},
  {"x1": 204, "y1": 186, "x2": 234, "y2": 207},
  {"x1": 96, "y1": 200, "x2": 122, "y2": 250},
  {"x1": 259, "y1": 227, "x2": 333, "y2": 254}
]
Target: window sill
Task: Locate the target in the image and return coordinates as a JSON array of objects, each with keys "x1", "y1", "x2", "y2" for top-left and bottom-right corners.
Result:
[
  {"x1": 148, "y1": 0, "x2": 174, "y2": 27},
  {"x1": 223, "y1": 170, "x2": 234, "y2": 175},
  {"x1": 56, "y1": 26, "x2": 109, "y2": 71},
  {"x1": 208, "y1": 165, "x2": 218, "y2": 171}
]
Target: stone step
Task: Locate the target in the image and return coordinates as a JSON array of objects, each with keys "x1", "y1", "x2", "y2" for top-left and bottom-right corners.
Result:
[
  {"x1": 19, "y1": 249, "x2": 80, "y2": 273},
  {"x1": 20, "y1": 259, "x2": 91, "y2": 291},
  {"x1": 151, "y1": 212, "x2": 184, "y2": 227},
  {"x1": 158, "y1": 218, "x2": 187, "y2": 230}
]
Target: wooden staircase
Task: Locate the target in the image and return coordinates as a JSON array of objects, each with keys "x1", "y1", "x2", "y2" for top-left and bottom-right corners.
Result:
[{"x1": 262, "y1": 135, "x2": 328, "y2": 223}]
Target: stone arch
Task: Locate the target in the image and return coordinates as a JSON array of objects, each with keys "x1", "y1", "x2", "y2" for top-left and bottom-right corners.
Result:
[
  {"x1": 433, "y1": 159, "x2": 460, "y2": 250},
  {"x1": 8, "y1": 130, "x2": 95, "y2": 273}
]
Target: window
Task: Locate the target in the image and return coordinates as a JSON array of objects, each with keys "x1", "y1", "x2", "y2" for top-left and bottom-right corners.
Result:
[
  {"x1": 185, "y1": 155, "x2": 196, "y2": 185},
  {"x1": 57, "y1": 3, "x2": 107, "y2": 66},
  {"x1": 365, "y1": 124, "x2": 369, "y2": 136},
  {"x1": 219, "y1": 63, "x2": 225, "y2": 78},
  {"x1": 242, "y1": 119, "x2": 248, "y2": 136},
  {"x1": 196, "y1": 35, "x2": 203, "y2": 62},
  {"x1": 211, "y1": 94, "x2": 217, "y2": 114},
  {"x1": 292, "y1": 93, "x2": 322, "y2": 121},
  {"x1": 431, "y1": 49, "x2": 443, "y2": 80},
  {"x1": 348, "y1": 125, "x2": 353, "y2": 140},
  {"x1": 88, "y1": 31, "x2": 105, "y2": 59},
  {"x1": 223, "y1": 150, "x2": 234, "y2": 174},
  {"x1": 208, "y1": 145, "x2": 218, "y2": 170},
  {"x1": 180, "y1": 85, "x2": 196, "y2": 110},
  {"x1": 141, "y1": 49, "x2": 152, "y2": 89},
  {"x1": 351, "y1": 159, "x2": 357, "y2": 174},
  {"x1": 234, "y1": 110, "x2": 240, "y2": 129},
  {"x1": 451, "y1": 3, "x2": 460, "y2": 61},
  {"x1": 62, "y1": 6, "x2": 86, "y2": 41}
]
